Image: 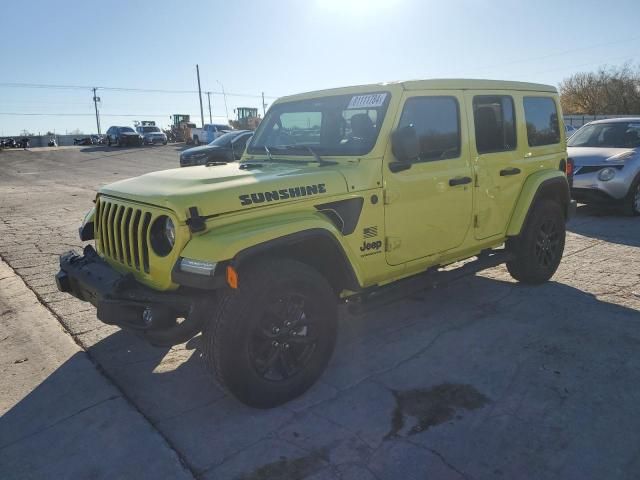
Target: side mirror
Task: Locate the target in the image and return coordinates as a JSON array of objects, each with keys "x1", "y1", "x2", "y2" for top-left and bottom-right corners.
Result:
[{"x1": 391, "y1": 125, "x2": 420, "y2": 163}]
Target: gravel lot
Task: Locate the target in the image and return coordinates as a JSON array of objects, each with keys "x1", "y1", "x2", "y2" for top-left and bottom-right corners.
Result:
[{"x1": 1, "y1": 145, "x2": 639, "y2": 480}]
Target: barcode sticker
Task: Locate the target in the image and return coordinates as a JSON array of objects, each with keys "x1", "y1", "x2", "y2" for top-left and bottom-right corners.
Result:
[{"x1": 347, "y1": 93, "x2": 387, "y2": 109}]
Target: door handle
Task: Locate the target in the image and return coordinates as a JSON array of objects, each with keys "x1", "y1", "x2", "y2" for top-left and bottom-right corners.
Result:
[
  {"x1": 500, "y1": 167, "x2": 521, "y2": 176},
  {"x1": 449, "y1": 176, "x2": 472, "y2": 186}
]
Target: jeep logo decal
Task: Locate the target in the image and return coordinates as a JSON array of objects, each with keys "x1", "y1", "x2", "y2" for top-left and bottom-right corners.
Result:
[
  {"x1": 360, "y1": 240, "x2": 382, "y2": 252},
  {"x1": 239, "y1": 184, "x2": 327, "y2": 206}
]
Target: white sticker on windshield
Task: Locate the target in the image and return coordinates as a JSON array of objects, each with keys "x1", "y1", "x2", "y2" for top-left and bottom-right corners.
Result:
[{"x1": 347, "y1": 93, "x2": 387, "y2": 109}]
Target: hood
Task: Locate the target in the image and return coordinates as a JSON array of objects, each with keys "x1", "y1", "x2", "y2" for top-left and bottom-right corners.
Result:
[
  {"x1": 99, "y1": 162, "x2": 348, "y2": 221},
  {"x1": 567, "y1": 146, "x2": 638, "y2": 166},
  {"x1": 183, "y1": 144, "x2": 225, "y2": 156}
]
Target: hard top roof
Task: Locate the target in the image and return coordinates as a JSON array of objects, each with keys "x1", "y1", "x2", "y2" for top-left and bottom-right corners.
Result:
[{"x1": 277, "y1": 78, "x2": 557, "y2": 103}]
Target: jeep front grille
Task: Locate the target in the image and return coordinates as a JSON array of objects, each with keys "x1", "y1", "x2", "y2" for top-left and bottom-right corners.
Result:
[{"x1": 95, "y1": 198, "x2": 153, "y2": 273}]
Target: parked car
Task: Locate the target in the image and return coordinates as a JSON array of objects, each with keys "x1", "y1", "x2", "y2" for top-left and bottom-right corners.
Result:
[
  {"x1": 190, "y1": 123, "x2": 231, "y2": 145},
  {"x1": 179, "y1": 130, "x2": 252, "y2": 167},
  {"x1": 105, "y1": 126, "x2": 142, "y2": 147},
  {"x1": 136, "y1": 125, "x2": 168, "y2": 145},
  {"x1": 56, "y1": 79, "x2": 574, "y2": 408},
  {"x1": 565, "y1": 124, "x2": 578, "y2": 137},
  {"x1": 568, "y1": 118, "x2": 640, "y2": 215},
  {"x1": 73, "y1": 137, "x2": 94, "y2": 146},
  {"x1": 2, "y1": 138, "x2": 17, "y2": 148}
]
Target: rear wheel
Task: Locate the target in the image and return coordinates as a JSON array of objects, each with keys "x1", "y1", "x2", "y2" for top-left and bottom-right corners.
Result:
[
  {"x1": 622, "y1": 176, "x2": 640, "y2": 216},
  {"x1": 202, "y1": 258, "x2": 337, "y2": 408},
  {"x1": 507, "y1": 200, "x2": 566, "y2": 284}
]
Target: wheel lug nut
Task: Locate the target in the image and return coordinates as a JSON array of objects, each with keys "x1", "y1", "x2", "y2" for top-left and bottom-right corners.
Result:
[
  {"x1": 283, "y1": 343, "x2": 290, "y2": 349},
  {"x1": 272, "y1": 341, "x2": 279, "y2": 347}
]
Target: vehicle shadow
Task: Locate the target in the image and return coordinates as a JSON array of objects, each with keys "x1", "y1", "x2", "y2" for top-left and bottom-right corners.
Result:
[
  {"x1": 4, "y1": 275, "x2": 640, "y2": 478},
  {"x1": 568, "y1": 204, "x2": 640, "y2": 247},
  {"x1": 79, "y1": 145, "x2": 145, "y2": 153}
]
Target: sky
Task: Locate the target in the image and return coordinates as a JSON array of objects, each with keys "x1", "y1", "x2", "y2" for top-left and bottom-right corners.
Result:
[{"x1": 1, "y1": 0, "x2": 639, "y2": 136}]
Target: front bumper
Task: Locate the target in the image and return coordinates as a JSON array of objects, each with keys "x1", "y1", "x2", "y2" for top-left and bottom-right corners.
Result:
[
  {"x1": 144, "y1": 135, "x2": 167, "y2": 144},
  {"x1": 572, "y1": 166, "x2": 633, "y2": 201},
  {"x1": 55, "y1": 246, "x2": 211, "y2": 344},
  {"x1": 121, "y1": 136, "x2": 142, "y2": 146}
]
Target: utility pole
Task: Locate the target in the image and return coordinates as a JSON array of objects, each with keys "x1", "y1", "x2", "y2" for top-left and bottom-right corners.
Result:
[
  {"x1": 196, "y1": 64, "x2": 205, "y2": 127},
  {"x1": 261, "y1": 92, "x2": 266, "y2": 116},
  {"x1": 217, "y1": 80, "x2": 229, "y2": 121},
  {"x1": 206, "y1": 92, "x2": 213, "y2": 124},
  {"x1": 92, "y1": 87, "x2": 101, "y2": 135}
]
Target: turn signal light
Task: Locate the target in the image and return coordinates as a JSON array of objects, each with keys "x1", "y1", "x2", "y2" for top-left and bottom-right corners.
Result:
[{"x1": 226, "y1": 265, "x2": 238, "y2": 289}]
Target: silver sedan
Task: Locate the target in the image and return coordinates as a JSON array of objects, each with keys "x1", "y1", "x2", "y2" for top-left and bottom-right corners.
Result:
[{"x1": 568, "y1": 118, "x2": 640, "y2": 215}]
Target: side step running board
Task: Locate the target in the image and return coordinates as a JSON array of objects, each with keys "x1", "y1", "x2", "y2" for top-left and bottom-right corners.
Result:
[{"x1": 347, "y1": 249, "x2": 512, "y2": 315}]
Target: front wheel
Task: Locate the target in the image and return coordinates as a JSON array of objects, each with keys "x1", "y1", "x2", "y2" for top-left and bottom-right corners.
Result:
[
  {"x1": 202, "y1": 258, "x2": 337, "y2": 408},
  {"x1": 506, "y1": 200, "x2": 566, "y2": 284}
]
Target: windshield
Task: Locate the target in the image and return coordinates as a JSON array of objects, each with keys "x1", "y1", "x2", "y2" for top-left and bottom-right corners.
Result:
[
  {"x1": 568, "y1": 122, "x2": 640, "y2": 148},
  {"x1": 209, "y1": 131, "x2": 242, "y2": 146},
  {"x1": 247, "y1": 92, "x2": 390, "y2": 157},
  {"x1": 141, "y1": 126, "x2": 160, "y2": 133},
  {"x1": 119, "y1": 127, "x2": 135, "y2": 133}
]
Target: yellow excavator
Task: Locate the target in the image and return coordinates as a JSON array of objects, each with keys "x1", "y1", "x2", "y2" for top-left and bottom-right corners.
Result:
[{"x1": 230, "y1": 107, "x2": 261, "y2": 130}]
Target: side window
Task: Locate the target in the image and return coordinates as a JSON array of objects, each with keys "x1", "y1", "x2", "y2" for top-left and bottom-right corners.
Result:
[
  {"x1": 473, "y1": 95, "x2": 516, "y2": 153},
  {"x1": 523, "y1": 97, "x2": 560, "y2": 146},
  {"x1": 397, "y1": 96, "x2": 460, "y2": 161}
]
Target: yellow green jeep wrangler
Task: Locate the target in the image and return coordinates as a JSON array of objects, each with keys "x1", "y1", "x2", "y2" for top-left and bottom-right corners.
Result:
[{"x1": 56, "y1": 79, "x2": 575, "y2": 408}]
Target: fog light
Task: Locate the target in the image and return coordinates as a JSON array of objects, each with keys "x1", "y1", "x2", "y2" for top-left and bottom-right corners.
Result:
[
  {"x1": 598, "y1": 167, "x2": 616, "y2": 182},
  {"x1": 180, "y1": 258, "x2": 217, "y2": 276}
]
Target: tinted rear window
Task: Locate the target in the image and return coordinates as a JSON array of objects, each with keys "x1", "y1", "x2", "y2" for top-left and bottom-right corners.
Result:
[
  {"x1": 473, "y1": 95, "x2": 516, "y2": 154},
  {"x1": 523, "y1": 97, "x2": 560, "y2": 147}
]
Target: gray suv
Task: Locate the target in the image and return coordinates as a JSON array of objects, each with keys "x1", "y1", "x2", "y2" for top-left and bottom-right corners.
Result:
[{"x1": 568, "y1": 118, "x2": 640, "y2": 215}]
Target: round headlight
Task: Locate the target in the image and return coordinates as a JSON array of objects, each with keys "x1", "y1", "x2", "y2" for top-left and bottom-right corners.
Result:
[
  {"x1": 165, "y1": 217, "x2": 175, "y2": 247},
  {"x1": 598, "y1": 167, "x2": 616, "y2": 182},
  {"x1": 150, "y1": 215, "x2": 175, "y2": 257}
]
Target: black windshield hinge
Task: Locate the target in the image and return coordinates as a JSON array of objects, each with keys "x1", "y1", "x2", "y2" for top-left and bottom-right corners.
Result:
[{"x1": 186, "y1": 206, "x2": 206, "y2": 233}]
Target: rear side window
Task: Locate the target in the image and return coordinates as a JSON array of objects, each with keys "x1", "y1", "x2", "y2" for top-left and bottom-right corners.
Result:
[
  {"x1": 397, "y1": 96, "x2": 460, "y2": 161},
  {"x1": 473, "y1": 95, "x2": 516, "y2": 153},
  {"x1": 523, "y1": 97, "x2": 560, "y2": 146}
]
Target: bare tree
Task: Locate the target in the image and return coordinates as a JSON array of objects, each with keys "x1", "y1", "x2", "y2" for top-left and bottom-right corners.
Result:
[{"x1": 559, "y1": 64, "x2": 640, "y2": 115}]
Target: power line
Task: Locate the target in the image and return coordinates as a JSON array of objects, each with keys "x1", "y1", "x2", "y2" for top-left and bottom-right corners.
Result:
[
  {"x1": 0, "y1": 112, "x2": 173, "y2": 117},
  {"x1": 450, "y1": 35, "x2": 639, "y2": 75},
  {"x1": 0, "y1": 82, "x2": 278, "y2": 99}
]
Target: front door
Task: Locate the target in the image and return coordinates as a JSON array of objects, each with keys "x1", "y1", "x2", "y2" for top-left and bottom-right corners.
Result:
[
  {"x1": 465, "y1": 92, "x2": 525, "y2": 239},
  {"x1": 384, "y1": 92, "x2": 473, "y2": 266}
]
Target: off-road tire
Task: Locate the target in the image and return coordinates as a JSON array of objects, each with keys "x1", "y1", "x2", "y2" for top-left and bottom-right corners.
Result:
[
  {"x1": 506, "y1": 200, "x2": 566, "y2": 284},
  {"x1": 622, "y1": 175, "x2": 640, "y2": 216},
  {"x1": 202, "y1": 258, "x2": 338, "y2": 408}
]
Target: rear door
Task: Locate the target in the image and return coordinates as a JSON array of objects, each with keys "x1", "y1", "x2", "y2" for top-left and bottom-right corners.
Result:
[
  {"x1": 383, "y1": 91, "x2": 473, "y2": 265},
  {"x1": 465, "y1": 91, "x2": 525, "y2": 239}
]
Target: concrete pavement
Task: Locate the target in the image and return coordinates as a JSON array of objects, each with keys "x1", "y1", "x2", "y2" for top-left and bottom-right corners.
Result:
[
  {"x1": 1, "y1": 146, "x2": 639, "y2": 479},
  {"x1": 0, "y1": 259, "x2": 194, "y2": 480}
]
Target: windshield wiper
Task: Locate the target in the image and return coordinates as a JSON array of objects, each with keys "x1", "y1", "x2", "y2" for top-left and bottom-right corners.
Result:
[
  {"x1": 302, "y1": 145, "x2": 336, "y2": 166},
  {"x1": 277, "y1": 145, "x2": 337, "y2": 166},
  {"x1": 264, "y1": 145, "x2": 274, "y2": 162}
]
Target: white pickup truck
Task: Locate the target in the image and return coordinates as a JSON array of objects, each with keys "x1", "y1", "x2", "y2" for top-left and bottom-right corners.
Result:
[{"x1": 190, "y1": 123, "x2": 231, "y2": 145}]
